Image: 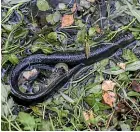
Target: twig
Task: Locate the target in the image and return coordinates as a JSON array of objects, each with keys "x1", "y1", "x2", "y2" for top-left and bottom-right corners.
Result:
[{"x1": 105, "y1": 110, "x2": 115, "y2": 129}]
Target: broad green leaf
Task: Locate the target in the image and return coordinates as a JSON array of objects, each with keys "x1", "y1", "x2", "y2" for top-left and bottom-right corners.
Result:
[
  {"x1": 127, "y1": 91, "x2": 140, "y2": 97},
  {"x1": 46, "y1": 14, "x2": 54, "y2": 24},
  {"x1": 122, "y1": 49, "x2": 138, "y2": 62},
  {"x1": 76, "y1": 28, "x2": 87, "y2": 43},
  {"x1": 1, "y1": 98, "x2": 14, "y2": 117},
  {"x1": 88, "y1": 27, "x2": 96, "y2": 37},
  {"x1": 75, "y1": 20, "x2": 85, "y2": 28},
  {"x1": 40, "y1": 120, "x2": 53, "y2": 131},
  {"x1": 1, "y1": 84, "x2": 11, "y2": 102},
  {"x1": 18, "y1": 112, "x2": 36, "y2": 131},
  {"x1": 31, "y1": 43, "x2": 52, "y2": 54},
  {"x1": 86, "y1": 84, "x2": 101, "y2": 95},
  {"x1": 126, "y1": 61, "x2": 140, "y2": 71},
  {"x1": 47, "y1": 32, "x2": 57, "y2": 41},
  {"x1": 118, "y1": 72, "x2": 130, "y2": 81},
  {"x1": 37, "y1": 0, "x2": 50, "y2": 11},
  {"x1": 136, "y1": 126, "x2": 140, "y2": 131},
  {"x1": 53, "y1": 11, "x2": 61, "y2": 23},
  {"x1": 120, "y1": 122, "x2": 131, "y2": 131}
]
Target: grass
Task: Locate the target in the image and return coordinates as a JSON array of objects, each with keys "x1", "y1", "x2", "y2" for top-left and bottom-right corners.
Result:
[{"x1": 1, "y1": 0, "x2": 140, "y2": 131}]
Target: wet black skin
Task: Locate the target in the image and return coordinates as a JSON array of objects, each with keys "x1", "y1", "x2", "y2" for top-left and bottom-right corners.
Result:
[{"x1": 10, "y1": 33, "x2": 135, "y2": 102}]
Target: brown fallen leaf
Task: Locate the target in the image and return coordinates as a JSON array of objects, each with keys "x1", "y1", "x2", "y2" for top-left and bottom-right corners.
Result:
[
  {"x1": 117, "y1": 62, "x2": 126, "y2": 70},
  {"x1": 102, "y1": 91, "x2": 116, "y2": 107},
  {"x1": 132, "y1": 81, "x2": 140, "y2": 92},
  {"x1": 115, "y1": 101, "x2": 130, "y2": 113},
  {"x1": 71, "y1": 3, "x2": 77, "y2": 13},
  {"x1": 102, "y1": 80, "x2": 116, "y2": 91},
  {"x1": 83, "y1": 110, "x2": 94, "y2": 124},
  {"x1": 61, "y1": 14, "x2": 74, "y2": 28}
]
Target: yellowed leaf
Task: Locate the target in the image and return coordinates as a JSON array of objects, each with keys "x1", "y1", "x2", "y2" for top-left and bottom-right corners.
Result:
[
  {"x1": 103, "y1": 91, "x2": 116, "y2": 107},
  {"x1": 102, "y1": 80, "x2": 116, "y2": 91},
  {"x1": 30, "y1": 106, "x2": 42, "y2": 115},
  {"x1": 61, "y1": 14, "x2": 74, "y2": 28},
  {"x1": 117, "y1": 62, "x2": 126, "y2": 70}
]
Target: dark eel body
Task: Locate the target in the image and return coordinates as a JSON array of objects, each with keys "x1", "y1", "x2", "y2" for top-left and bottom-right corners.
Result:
[{"x1": 10, "y1": 33, "x2": 136, "y2": 102}]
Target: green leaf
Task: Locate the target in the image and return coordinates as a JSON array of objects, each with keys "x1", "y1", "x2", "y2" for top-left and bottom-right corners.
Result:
[
  {"x1": 46, "y1": 14, "x2": 54, "y2": 24},
  {"x1": 2, "y1": 24, "x2": 13, "y2": 32},
  {"x1": 136, "y1": 126, "x2": 140, "y2": 131},
  {"x1": 47, "y1": 32, "x2": 57, "y2": 41},
  {"x1": 126, "y1": 61, "x2": 140, "y2": 71},
  {"x1": 1, "y1": 84, "x2": 14, "y2": 117},
  {"x1": 120, "y1": 122, "x2": 131, "y2": 131},
  {"x1": 1, "y1": 84, "x2": 11, "y2": 102},
  {"x1": 53, "y1": 11, "x2": 61, "y2": 23},
  {"x1": 125, "y1": 1, "x2": 140, "y2": 22},
  {"x1": 8, "y1": 54, "x2": 19, "y2": 65},
  {"x1": 118, "y1": 72, "x2": 130, "y2": 81},
  {"x1": 90, "y1": 115, "x2": 102, "y2": 125},
  {"x1": 37, "y1": 0, "x2": 50, "y2": 11},
  {"x1": 102, "y1": 69, "x2": 124, "y2": 75},
  {"x1": 76, "y1": 29, "x2": 87, "y2": 43},
  {"x1": 75, "y1": 20, "x2": 85, "y2": 28},
  {"x1": 31, "y1": 43, "x2": 52, "y2": 54},
  {"x1": 88, "y1": 27, "x2": 96, "y2": 37},
  {"x1": 127, "y1": 91, "x2": 140, "y2": 97},
  {"x1": 18, "y1": 112, "x2": 36, "y2": 131},
  {"x1": 86, "y1": 84, "x2": 101, "y2": 95},
  {"x1": 40, "y1": 120, "x2": 53, "y2": 131},
  {"x1": 122, "y1": 49, "x2": 139, "y2": 62}
]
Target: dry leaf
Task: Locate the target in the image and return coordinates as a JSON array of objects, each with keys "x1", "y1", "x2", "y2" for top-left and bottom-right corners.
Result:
[
  {"x1": 83, "y1": 110, "x2": 94, "y2": 123},
  {"x1": 95, "y1": 25, "x2": 101, "y2": 33},
  {"x1": 61, "y1": 14, "x2": 74, "y2": 28},
  {"x1": 102, "y1": 80, "x2": 116, "y2": 91},
  {"x1": 115, "y1": 101, "x2": 130, "y2": 113},
  {"x1": 71, "y1": 3, "x2": 77, "y2": 13},
  {"x1": 103, "y1": 91, "x2": 116, "y2": 107},
  {"x1": 23, "y1": 69, "x2": 38, "y2": 80},
  {"x1": 117, "y1": 63, "x2": 126, "y2": 70},
  {"x1": 132, "y1": 81, "x2": 140, "y2": 92}
]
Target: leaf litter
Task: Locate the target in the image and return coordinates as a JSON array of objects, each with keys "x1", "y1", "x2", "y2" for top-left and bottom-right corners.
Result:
[{"x1": 1, "y1": 0, "x2": 140, "y2": 131}]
